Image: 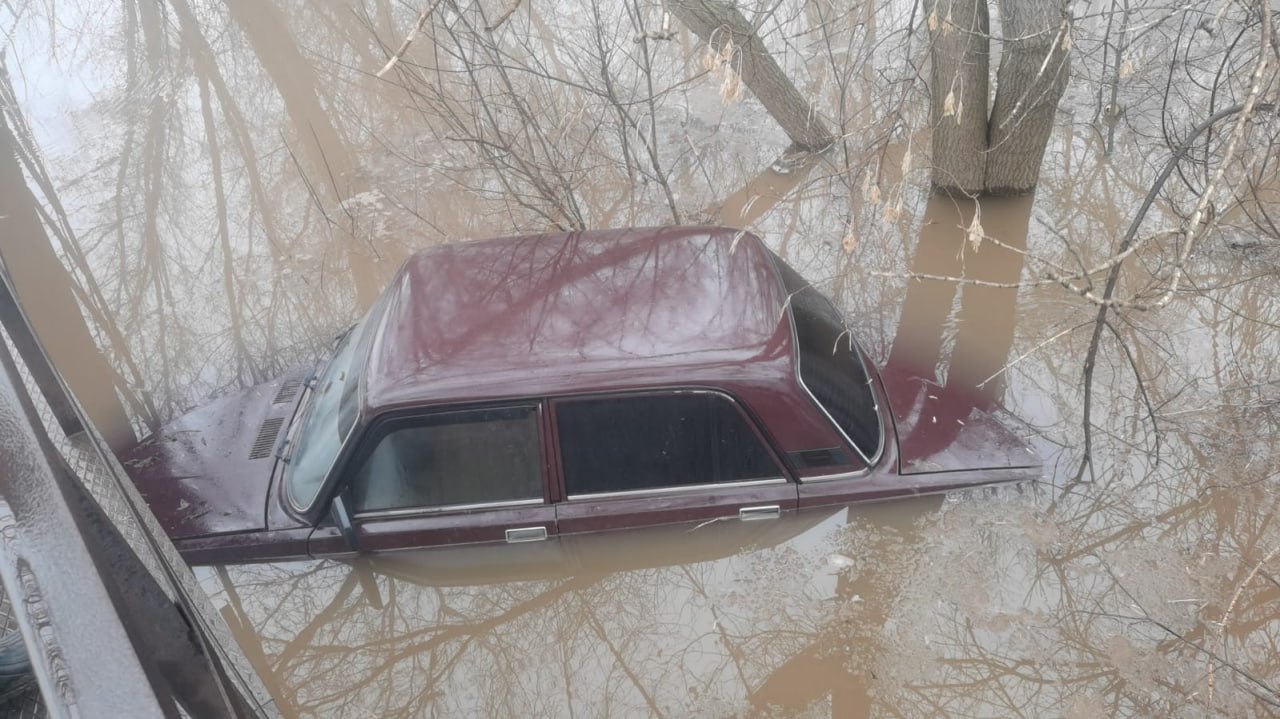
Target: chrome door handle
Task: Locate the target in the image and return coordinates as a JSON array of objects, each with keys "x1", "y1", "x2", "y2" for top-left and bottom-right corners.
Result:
[
  {"x1": 505, "y1": 526, "x2": 548, "y2": 543},
  {"x1": 739, "y1": 505, "x2": 781, "y2": 521}
]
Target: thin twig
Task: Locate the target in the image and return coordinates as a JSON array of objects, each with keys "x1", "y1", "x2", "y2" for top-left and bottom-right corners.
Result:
[
  {"x1": 485, "y1": 0, "x2": 524, "y2": 31},
  {"x1": 375, "y1": 0, "x2": 446, "y2": 79},
  {"x1": 1212, "y1": 545, "x2": 1280, "y2": 705},
  {"x1": 1073, "y1": 97, "x2": 1278, "y2": 486},
  {"x1": 975, "y1": 321, "x2": 1092, "y2": 389}
]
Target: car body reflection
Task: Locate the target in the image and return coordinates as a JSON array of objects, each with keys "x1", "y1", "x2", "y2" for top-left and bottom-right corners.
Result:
[{"x1": 204, "y1": 495, "x2": 963, "y2": 718}]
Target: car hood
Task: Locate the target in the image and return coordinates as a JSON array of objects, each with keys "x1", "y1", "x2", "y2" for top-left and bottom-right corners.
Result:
[
  {"x1": 120, "y1": 373, "x2": 307, "y2": 540},
  {"x1": 878, "y1": 365, "x2": 1039, "y2": 475}
]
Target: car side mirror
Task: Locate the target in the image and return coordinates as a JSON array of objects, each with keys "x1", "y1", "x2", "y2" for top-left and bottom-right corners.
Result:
[{"x1": 331, "y1": 493, "x2": 359, "y2": 551}]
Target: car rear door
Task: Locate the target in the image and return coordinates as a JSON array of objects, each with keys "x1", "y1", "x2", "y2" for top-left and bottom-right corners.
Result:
[
  {"x1": 308, "y1": 403, "x2": 560, "y2": 556},
  {"x1": 550, "y1": 390, "x2": 798, "y2": 535}
]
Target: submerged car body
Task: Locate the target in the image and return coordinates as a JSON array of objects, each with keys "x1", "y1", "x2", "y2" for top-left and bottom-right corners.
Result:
[{"x1": 121, "y1": 227, "x2": 1040, "y2": 564}]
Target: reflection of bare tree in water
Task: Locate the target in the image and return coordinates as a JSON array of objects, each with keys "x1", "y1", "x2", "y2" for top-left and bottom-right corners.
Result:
[
  {"x1": 3, "y1": 0, "x2": 1279, "y2": 713},
  {"x1": 18, "y1": 0, "x2": 412, "y2": 419},
  {"x1": 205, "y1": 499, "x2": 955, "y2": 718},
  {"x1": 889, "y1": 195, "x2": 1032, "y2": 403},
  {"x1": 732, "y1": 191, "x2": 1035, "y2": 716},
  {"x1": 207, "y1": 510, "x2": 921, "y2": 718},
  {"x1": 225, "y1": 0, "x2": 382, "y2": 308},
  {"x1": 0, "y1": 66, "x2": 140, "y2": 449},
  {"x1": 0, "y1": 0, "x2": 900, "y2": 419},
  {"x1": 743, "y1": 525, "x2": 915, "y2": 718},
  {"x1": 866, "y1": 151, "x2": 1280, "y2": 716},
  {"x1": 875, "y1": 434, "x2": 1280, "y2": 714},
  {"x1": 212, "y1": 563, "x2": 620, "y2": 717}
]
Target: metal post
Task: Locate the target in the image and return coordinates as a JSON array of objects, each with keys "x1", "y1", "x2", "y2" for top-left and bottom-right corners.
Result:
[
  {"x1": 0, "y1": 248, "x2": 277, "y2": 717},
  {"x1": 0, "y1": 336, "x2": 169, "y2": 718}
]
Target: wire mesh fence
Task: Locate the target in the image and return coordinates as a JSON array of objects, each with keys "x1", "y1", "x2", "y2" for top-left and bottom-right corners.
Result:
[{"x1": 0, "y1": 326, "x2": 277, "y2": 717}]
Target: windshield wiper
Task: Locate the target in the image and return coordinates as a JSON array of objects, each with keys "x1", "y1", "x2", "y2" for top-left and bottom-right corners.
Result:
[
  {"x1": 278, "y1": 371, "x2": 320, "y2": 465},
  {"x1": 274, "y1": 434, "x2": 293, "y2": 464},
  {"x1": 331, "y1": 322, "x2": 357, "y2": 349}
]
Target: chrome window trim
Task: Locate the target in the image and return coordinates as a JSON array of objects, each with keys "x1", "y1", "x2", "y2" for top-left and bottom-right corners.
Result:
[
  {"x1": 780, "y1": 284, "x2": 885, "y2": 469},
  {"x1": 354, "y1": 497, "x2": 545, "y2": 520},
  {"x1": 346, "y1": 402, "x2": 547, "y2": 517},
  {"x1": 566, "y1": 476, "x2": 787, "y2": 501},
  {"x1": 796, "y1": 468, "x2": 869, "y2": 483},
  {"x1": 795, "y1": 371, "x2": 885, "y2": 466}
]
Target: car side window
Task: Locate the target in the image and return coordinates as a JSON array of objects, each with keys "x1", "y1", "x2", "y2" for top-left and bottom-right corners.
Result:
[
  {"x1": 771, "y1": 256, "x2": 881, "y2": 461},
  {"x1": 351, "y1": 406, "x2": 543, "y2": 514},
  {"x1": 789, "y1": 291, "x2": 880, "y2": 459},
  {"x1": 556, "y1": 393, "x2": 782, "y2": 496}
]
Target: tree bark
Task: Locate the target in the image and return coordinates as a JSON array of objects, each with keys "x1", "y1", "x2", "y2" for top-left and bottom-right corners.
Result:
[
  {"x1": 924, "y1": 0, "x2": 991, "y2": 194},
  {"x1": 924, "y1": 0, "x2": 1070, "y2": 196},
  {"x1": 0, "y1": 111, "x2": 136, "y2": 451},
  {"x1": 666, "y1": 0, "x2": 834, "y2": 151},
  {"x1": 985, "y1": 0, "x2": 1071, "y2": 194}
]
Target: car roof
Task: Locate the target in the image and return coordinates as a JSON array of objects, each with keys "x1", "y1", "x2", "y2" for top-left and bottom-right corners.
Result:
[{"x1": 361, "y1": 226, "x2": 794, "y2": 414}]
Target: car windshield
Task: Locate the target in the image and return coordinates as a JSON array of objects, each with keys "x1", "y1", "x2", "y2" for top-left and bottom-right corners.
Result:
[{"x1": 286, "y1": 316, "x2": 371, "y2": 509}]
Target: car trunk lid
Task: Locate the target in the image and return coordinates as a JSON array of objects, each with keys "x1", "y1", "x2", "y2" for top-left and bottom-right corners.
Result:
[{"x1": 878, "y1": 367, "x2": 1039, "y2": 475}]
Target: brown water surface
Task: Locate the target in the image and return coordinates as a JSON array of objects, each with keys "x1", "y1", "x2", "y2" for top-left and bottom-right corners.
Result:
[{"x1": 2, "y1": 0, "x2": 1278, "y2": 716}]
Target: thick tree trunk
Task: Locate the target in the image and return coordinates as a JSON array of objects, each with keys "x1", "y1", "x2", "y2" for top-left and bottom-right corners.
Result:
[
  {"x1": 925, "y1": 0, "x2": 1069, "y2": 196},
  {"x1": 0, "y1": 112, "x2": 136, "y2": 451},
  {"x1": 667, "y1": 0, "x2": 834, "y2": 150},
  {"x1": 985, "y1": 0, "x2": 1071, "y2": 194},
  {"x1": 924, "y1": 0, "x2": 991, "y2": 195}
]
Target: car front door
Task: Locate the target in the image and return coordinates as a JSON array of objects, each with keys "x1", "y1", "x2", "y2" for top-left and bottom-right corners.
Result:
[
  {"x1": 308, "y1": 404, "x2": 559, "y2": 556},
  {"x1": 551, "y1": 390, "x2": 798, "y2": 535}
]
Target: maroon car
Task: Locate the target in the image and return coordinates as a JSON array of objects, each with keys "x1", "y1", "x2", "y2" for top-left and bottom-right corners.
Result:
[{"x1": 121, "y1": 227, "x2": 1039, "y2": 564}]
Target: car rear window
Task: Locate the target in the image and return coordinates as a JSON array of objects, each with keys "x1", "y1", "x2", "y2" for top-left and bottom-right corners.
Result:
[
  {"x1": 556, "y1": 393, "x2": 782, "y2": 496},
  {"x1": 770, "y1": 254, "x2": 881, "y2": 461},
  {"x1": 351, "y1": 406, "x2": 543, "y2": 513}
]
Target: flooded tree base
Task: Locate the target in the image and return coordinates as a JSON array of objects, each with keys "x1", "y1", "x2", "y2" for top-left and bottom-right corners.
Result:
[{"x1": 1, "y1": 0, "x2": 1278, "y2": 714}]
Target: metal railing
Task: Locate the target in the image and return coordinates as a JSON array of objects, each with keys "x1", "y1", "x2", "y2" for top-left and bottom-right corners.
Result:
[{"x1": 0, "y1": 267, "x2": 277, "y2": 718}]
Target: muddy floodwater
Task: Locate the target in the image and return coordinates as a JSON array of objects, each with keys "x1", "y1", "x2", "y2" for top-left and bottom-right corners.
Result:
[{"x1": 2, "y1": 0, "x2": 1279, "y2": 716}]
